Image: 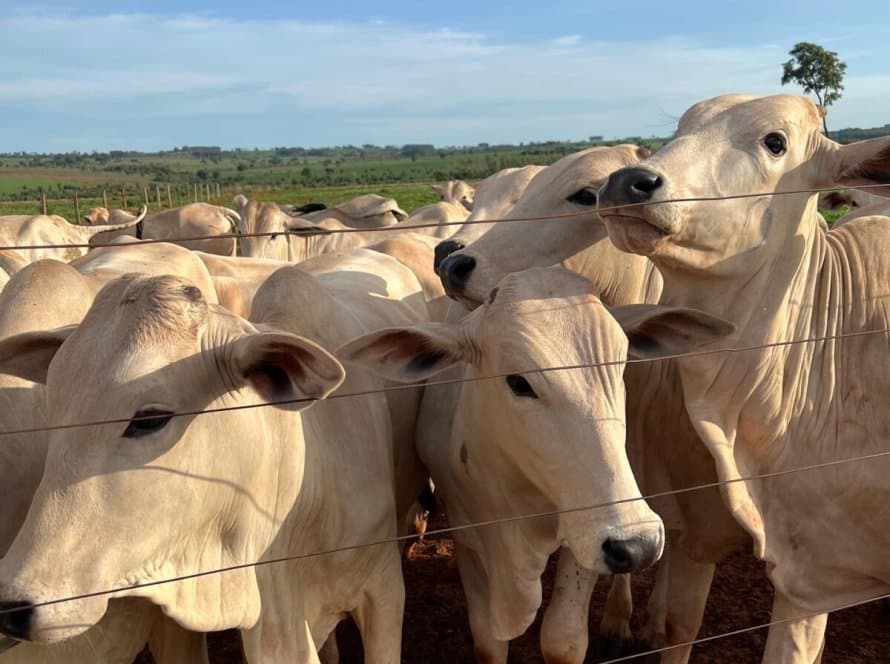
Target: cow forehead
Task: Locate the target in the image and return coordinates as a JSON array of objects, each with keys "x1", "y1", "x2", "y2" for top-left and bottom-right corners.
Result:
[
  {"x1": 676, "y1": 94, "x2": 822, "y2": 138},
  {"x1": 52, "y1": 276, "x2": 211, "y2": 374},
  {"x1": 479, "y1": 269, "x2": 625, "y2": 360},
  {"x1": 524, "y1": 146, "x2": 640, "y2": 199}
]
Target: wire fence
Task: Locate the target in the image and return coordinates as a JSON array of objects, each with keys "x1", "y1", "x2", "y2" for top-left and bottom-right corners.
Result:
[
  {"x1": 0, "y1": 180, "x2": 888, "y2": 657},
  {"x1": 0, "y1": 182, "x2": 886, "y2": 253}
]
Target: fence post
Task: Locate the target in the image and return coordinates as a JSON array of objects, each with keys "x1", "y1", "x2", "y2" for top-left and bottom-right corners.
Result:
[
  {"x1": 122, "y1": 187, "x2": 128, "y2": 209},
  {"x1": 194, "y1": 183, "x2": 199, "y2": 202},
  {"x1": 216, "y1": 183, "x2": 221, "y2": 199},
  {"x1": 103, "y1": 189, "x2": 108, "y2": 209},
  {"x1": 166, "y1": 184, "x2": 173, "y2": 208},
  {"x1": 156, "y1": 185, "x2": 162, "y2": 209},
  {"x1": 74, "y1": 191, "x2": 81, "y2": 224},
  {"x1": 41, "y1": 192, "x2": 47, "y2": 215}
]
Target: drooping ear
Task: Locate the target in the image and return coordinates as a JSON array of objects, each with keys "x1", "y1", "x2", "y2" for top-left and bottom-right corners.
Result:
[
  {"x1": 337, "y1": 322, "x2": 471, "y2": 383},
  {"x1": 233, "y1": 194, "x2": 248, "y2": 209},
  {"x1": 610, "y1": 304, "x2": 735, "y2": 360},
  {"x1": 229, "y1": 332, "x2": 345, "y2": 409},
  {"x1": 824, "y1": 135, "x2": 890, "y2": 196},
  {"x1": 0, "y1": 325, "x2": 78, "y2": 383}
]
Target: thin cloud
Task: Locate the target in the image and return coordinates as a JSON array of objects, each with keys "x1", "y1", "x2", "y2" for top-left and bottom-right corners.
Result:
[{"x1": 0, "y1": 9, "x2": 886, "y2": 151}]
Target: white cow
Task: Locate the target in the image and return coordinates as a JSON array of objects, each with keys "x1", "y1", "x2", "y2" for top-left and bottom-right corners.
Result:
[
  {"x1": 0, "y1": 207, "x2": 146, "y2": 264},
  {"x1": 435, "y1": 143, "x2": 749, "y2": 662},
  {"x1": 341, "y1": 266, "x2": 734, "y2": 663},
  {"x1": 432, "y1": 180, "x2": 476, "y2": 210},
  {"x1": 83, "y1": 203, "x2": 241, "y2": 256},
  {"x1": 0, "y1": 247, "x2": 438, "y2": 661},
  {"x1": 0, "y1": 261, "x2": 205, "y2": 663},
  {"x1": 598, "y1": 93, "x2": 890, "y2": 662}
]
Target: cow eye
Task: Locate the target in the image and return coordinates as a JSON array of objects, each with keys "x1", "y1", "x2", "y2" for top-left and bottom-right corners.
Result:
[
  {"x1": 566, "y1": 188, "x2": 598, "y2": 206},
  {"x1": 763, "y1": 133, "x2": 787, "y2": 156},
  {"x1": 123, "y1": 408, "x2": 175, "y2": 438},
  {"x1": 269, "y1": 234, "x2": 279, "y2": 242},
  {"x1": 506, "y1": 374, "x2": 538, "y2": 399}
]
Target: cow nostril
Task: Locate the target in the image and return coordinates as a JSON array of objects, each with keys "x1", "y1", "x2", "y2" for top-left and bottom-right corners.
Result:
[
  {"x1": 434, "y1": 239, "x2": 465, "y2": 274},
  {"x1": 438, "y1": 254, "x2": 477, "y2": 295},
  {"x1": 632, "y1": 174, "x2": 663, "y2": 194},
  {"x1": 0, "y1": 600, "x2": 34, "y2": 641},
  {"x1": 602, "y1": 536, "x2": 659, "y2": 574}
]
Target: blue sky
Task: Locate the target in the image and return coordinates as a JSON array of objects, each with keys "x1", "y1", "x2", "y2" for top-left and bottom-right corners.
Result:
[{"x1": 1, "y1": 1, "x2": 888, "y2": 151}]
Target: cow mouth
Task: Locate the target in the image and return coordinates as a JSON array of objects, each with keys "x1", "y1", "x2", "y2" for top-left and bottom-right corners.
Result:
[{"x1": 601, "y1": 212, "x2": 672, "y2": 255}]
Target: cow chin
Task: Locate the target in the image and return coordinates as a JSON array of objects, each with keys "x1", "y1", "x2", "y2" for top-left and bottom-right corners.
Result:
[
  {"x1": 16, "y1": 595, "x2": 108, "y2": 644},
  {"x1": 604, "y1": 215, "x2": 672, "y2": 256}
]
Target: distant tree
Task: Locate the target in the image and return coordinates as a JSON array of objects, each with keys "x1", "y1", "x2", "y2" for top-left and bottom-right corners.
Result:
[{"x1": 781, "y1": 42, "x2": 847, "y2": 134}]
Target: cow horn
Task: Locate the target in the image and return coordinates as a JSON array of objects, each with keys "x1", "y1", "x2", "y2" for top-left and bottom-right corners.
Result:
[{"x1": 77, "y1": 204, "x2": 148, "y2": 241}]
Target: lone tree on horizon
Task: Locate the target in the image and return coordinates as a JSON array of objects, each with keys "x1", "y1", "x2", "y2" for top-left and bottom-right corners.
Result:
[{"x1": 781, "y1": 42, "x2": 847, "y2": 134}]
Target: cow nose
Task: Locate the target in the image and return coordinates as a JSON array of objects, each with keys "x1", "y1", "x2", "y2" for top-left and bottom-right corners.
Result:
[
  {"x1": 602, "y1": 535, "x2": 661, "y2": 574},
  {"x1": 434, "y1": 239, "x2": 465, "y2": 275},
  {"x1": 0, "y1": 600, "x2": 33, "y2": 641},
  {"x1": 438, "y1": 254, "x2": 476, "y2": 296},
  {"x1": 599, "y1": 166, "x2": 664, "y2": 206}
]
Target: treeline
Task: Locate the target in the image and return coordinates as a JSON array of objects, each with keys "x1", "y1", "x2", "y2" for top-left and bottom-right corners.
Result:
[{"x1": 2, "y1": 124, "x2": 886, "y2": 202}]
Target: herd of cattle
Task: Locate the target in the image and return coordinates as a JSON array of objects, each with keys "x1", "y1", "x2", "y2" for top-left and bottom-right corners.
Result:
[{"x1": 0, "y1": 93, "x2": 887, "y2": 663}]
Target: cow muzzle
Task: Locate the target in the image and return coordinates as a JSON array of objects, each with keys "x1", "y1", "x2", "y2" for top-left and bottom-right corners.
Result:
[
  {"x1": 602, "y1": 533, "x2": 663, "y2": 574},
  {"x1": 0, "y1": 600, "x2": 33, "y2": 642},
  {"x1": 438, "y1": 252, "x2": 477, "y2": 298}
]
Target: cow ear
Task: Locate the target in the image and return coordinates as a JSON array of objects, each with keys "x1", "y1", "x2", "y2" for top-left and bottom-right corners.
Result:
[
  {"x1": 824, "y1": 135, "x2": 890, "y2": 196},
  {"x1": 337, "y1": 323, "x2": 470, "y2": 383},
  {"x1": 230, "y1": 332, "x2": 345, "y2": 409},
  {"x1": 0, "y1": 326, "x2": 77, "y2": 383},
  {"x1": 611, "y1": 304, "x2": 735, "y2": 360},
  {"x1": 233, "y1": 194, "x2": 248, "y2": 208}
]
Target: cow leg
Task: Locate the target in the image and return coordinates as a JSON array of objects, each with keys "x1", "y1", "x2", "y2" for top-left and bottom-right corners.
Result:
[
  {"x1": 241, "y1": 607, "x2": 320, "y2": 663},
  {"x1": 351, "y1": 546, "x2": 405, "y2": 664},
  {"x1": 540, "y1": 547, "x2": 598, "y2": 664},
  {"x1": 641, "y1": 543, "x2": 670, "y2": 650},
  {"x1": 597, "y1": 574, "x2": 633, "y2": 657},
  {"x1": 454, "y1": 545, "x2": 509, "y2": 664},
  {"x1": 149, "y1": 615, "x2": 209, "y2": 664},
  {"x1": 762, "y1": 592, "x2": 827, "y2": 664},
  {"x1": 659, "y1": 546, "x2": 715, "y2": 664}
]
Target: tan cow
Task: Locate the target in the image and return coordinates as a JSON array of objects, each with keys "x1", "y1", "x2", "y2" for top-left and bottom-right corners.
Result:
[
  {"x1": 0, "y1": 261, "x2": 205, "y2": 663},
  {"x1": 341, "y1": 266, "x2": 734, "y2": 662},
  {"x1": 598, "y1": 93, "x2": 890, "y2": 662},
  {"x1": 244, "y1": 193, "x2": 408, "y2": 231},
  {"x1": 0, "y1": 250, "x2": 28, "y2": 292},
  {"x1": 432, "y1": 180, "x2": 475, "y2": 210},
  {"x1": 83, "y1": 203, "x2": 240, "y2": 256},
  {"x1": 0, "y1": 206, "x2": 146, "y2": 264},
  {"x1": 435, "y1": 143, "x2": 750, "y2": 663},
  {"x1": 399, "y1": 201, "x2": 470, "y2": 239},
  {"x1": 0, "y1": 247, "x2": 437, "y2": 660}
]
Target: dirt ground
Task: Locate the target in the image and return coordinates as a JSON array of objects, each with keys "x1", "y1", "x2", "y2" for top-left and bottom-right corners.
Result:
[{"x1": 135, "y1": 514, "x2": 888, "y2": 663}]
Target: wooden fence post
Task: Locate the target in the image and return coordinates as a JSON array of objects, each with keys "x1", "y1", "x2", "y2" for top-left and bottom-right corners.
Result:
[
  {"x1": 122, "y1": 187, "x2": 128, "y2": 208},
  {"x1": 156, "y1": 185, "x2": 162, "y2": 209},
  {"x1": 74, "y1": 191, "x2": 81, "y2": 224},
  {"x1": 41, "y1": 193, "x2": 47, "y2": 215},
  {"x1": 194, "y1": 183, "x2": 199, "y2": 202},
  {"x1": 216, "y1": 183, "x2": 221, "y2": 199},
  {"x1": 102, "y1": 189, "x2": 108, "y2": 209},
  {"x1": 166, "y1": 184, "x2": 173, "y2": 208}
]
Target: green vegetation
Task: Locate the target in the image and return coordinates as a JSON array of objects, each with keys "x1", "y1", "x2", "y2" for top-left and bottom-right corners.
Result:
[
  {"x1": 0, "y1": 122, "x2": 884, "y2": 221},
  {"x1": 781, "y1": 42, "x2": 847, "y2": 134}
]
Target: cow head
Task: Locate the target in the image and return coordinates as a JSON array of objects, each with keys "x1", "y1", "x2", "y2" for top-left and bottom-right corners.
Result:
[
  {"x1": 0, "y1": 275, "x2": 344, "y2": 642},
  {"x1": 598, "y1": 93, "x2": 890, "y2": 275},
  {"x1": 338, "y1": 267, "x2": 732, "y2": 576},
  {"x1": 436, "y1": 145, "x2": 649, "y2": 308}
]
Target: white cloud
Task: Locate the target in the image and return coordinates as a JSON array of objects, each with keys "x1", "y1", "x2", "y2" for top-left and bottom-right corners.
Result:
[{"x1": 0, "y1": 9, "x2": 886, "y2": 150}]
